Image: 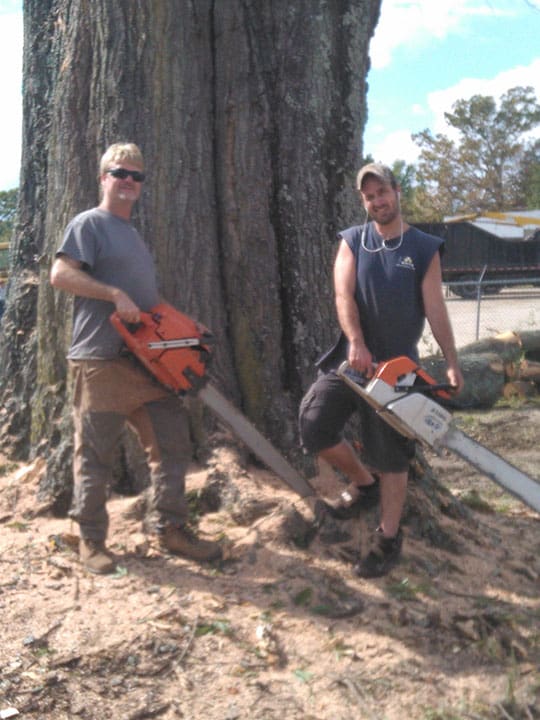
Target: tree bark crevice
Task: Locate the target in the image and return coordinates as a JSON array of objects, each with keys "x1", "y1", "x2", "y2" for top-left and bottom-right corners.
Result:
[{"x1": 0, "y1": 0, "x2": 381, "y2": 505}]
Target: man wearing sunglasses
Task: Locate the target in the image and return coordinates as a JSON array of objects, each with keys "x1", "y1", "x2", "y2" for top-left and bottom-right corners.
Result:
[{"x1": 50, "y1": 142, "x2": 222, "y2": 574}]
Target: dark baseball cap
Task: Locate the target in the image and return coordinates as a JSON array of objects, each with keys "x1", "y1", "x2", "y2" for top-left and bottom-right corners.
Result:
[{"x1": 356, "y1": 162, "x2": 397, "y2": 190}]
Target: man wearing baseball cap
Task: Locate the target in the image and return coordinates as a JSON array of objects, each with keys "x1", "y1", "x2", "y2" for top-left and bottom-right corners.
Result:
[{"x1": 299, "y1": 161, "x2": 463, "y2": 578}]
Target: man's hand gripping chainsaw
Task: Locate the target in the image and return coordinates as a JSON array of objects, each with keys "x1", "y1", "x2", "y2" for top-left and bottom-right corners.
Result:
[
  {"x1": 337, "y1": 357, "x2": 540, "y2": 513},
  {"x1": 338, "y1": 357, "x2": 454, "y2": 446},
  {"x1": 110, "y1": 302, "x2": 213, "y2": 395}
]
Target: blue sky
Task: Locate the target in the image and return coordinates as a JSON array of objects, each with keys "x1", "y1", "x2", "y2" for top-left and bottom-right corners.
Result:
[
  {"x1": 0, "y1": 0, "x2": 22, "y2": 191},
  {"x1": 0, "y1": 0, "x2": 539, "y2": 191},
  {"x1": 364, "y1": 0, "x2": 540, "y2": 164}
]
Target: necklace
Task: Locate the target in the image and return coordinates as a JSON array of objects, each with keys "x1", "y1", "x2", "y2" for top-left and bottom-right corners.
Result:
[{"x1": 360, "y1": 219, "x2": 404, "y2": 253}]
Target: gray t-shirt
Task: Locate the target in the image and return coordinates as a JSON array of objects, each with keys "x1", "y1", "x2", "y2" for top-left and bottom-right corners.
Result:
[{"x1": 57, "y1": 207, "x2": 160, "y2": 359}]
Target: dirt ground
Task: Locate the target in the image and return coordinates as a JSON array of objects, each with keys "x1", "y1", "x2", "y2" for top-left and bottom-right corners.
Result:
[{"x1": 0, "y1": 403, "x2": 539, "y2": 720}]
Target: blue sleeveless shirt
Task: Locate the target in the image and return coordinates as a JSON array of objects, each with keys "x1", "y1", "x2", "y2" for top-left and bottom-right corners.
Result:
[{"x1": 318, "y1": 223, "x2": 443, "y2": 369}]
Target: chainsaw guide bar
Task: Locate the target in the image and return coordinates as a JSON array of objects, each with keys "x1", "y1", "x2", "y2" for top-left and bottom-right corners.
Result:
[{"x1": 337, "y1": 357, "x2": 540, "y2": 513}]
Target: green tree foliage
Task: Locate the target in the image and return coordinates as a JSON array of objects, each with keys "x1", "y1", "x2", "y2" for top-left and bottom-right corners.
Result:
[
  {"x1": 0, "y1": 188, "x2": 18, "y2": 244},
  {"x1": 390, "y1": 159, "x2": 417, "y2": 217},
  {"x1": 0, "y1": 188, "x2": 17, "y2": 279},
  {"x1": 517, "y1": 138, "x2": 540, "y2": 209},
  {"x1": 412, "y1": 86, "x2": 540, "y2": 220}
]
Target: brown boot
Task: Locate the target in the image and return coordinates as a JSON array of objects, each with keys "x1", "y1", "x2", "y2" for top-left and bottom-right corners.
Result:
[
  {"x1": 79, "y1": 538, "x2": 116, "y2": 575},
  {"x1": 157, "y1": 525, "x2": 222, "y2": 562}
]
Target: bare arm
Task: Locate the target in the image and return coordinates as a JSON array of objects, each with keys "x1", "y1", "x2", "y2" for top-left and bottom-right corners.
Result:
[
  {"x1": 50, "y1": 255, "x2": 141, "y2": 323},
  {"x1": 422, "y1": 252, "x2": 464, "y2": 393},
  {"x1": 333, "y1": 239, "x2": 373, "y2": 375}
]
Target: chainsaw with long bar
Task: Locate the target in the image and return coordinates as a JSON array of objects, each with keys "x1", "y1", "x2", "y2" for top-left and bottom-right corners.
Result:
[
  {"x1": 110, "y1": 303, "x2": 321, "y2": 517},
  {"x1": 337, "y1": 357, "x2": 540, "y2": 513}
]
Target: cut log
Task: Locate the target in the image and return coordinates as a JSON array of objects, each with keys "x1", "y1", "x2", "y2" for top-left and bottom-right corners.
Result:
[
  {"x1": 457, "y1": 332, "x2": 523, "y2": 363},
  {"x1": 503, "y1": 381, "x2": 537, "y2": 400},
  {"x1": 457, "y1": 330, "x2": 540, "y2": 363},
  {"x1": 421, "y1": 330, "x2": 540, "y2": 409},
  {"x1": 422, "y1": 353, "x2": 505, "y2": 409},
  {"x1": 509, "y1": 359, "x2": 540, "y2": 382},
  {"x1": 518, "y1": 330, "x2": 540, "y2": 358}
]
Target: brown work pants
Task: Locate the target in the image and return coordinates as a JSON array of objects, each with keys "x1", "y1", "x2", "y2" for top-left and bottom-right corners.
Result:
[{"x1": 69, "y1": 358, "x2": 191, "y2": 542}]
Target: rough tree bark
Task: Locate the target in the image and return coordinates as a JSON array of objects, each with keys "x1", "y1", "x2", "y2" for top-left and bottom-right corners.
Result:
[{"x1": 0, "y1": 0, "x2": 381, "y2": 511}]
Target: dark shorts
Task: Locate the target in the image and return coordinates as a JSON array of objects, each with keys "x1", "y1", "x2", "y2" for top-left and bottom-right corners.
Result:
[{"x1": 298, "y1": 370, "x2": 415, "y2": 473}]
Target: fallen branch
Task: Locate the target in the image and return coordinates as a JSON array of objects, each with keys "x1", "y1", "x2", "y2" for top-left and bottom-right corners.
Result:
[
  {"x1": 496, "y1": 703, "x2": 517, "y2": 720},
  {"x1": 176, "y1": 613, "x2": 199, "y2": 665}
]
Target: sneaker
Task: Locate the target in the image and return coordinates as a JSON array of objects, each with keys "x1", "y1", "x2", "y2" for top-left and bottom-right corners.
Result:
[
  {"x1": 354, "y1": 526, "x2": 403, "y2": 578},
  {"x1": 326, "y1": 476, "x2": 380, "y2": 520},
  {"x1": 79, "y1": 538, "x2": 116, "y2": 575},
  {"x1": 157, "y1": 524, "x2": 222, "y2": 562}
]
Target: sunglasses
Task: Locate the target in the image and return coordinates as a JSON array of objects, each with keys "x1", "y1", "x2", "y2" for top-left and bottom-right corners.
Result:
[{"x1": 106, "y1": 167, "x2": 145, "y2": 182}]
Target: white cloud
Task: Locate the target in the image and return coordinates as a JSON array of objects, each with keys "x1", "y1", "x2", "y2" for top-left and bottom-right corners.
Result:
[
  {"x1": 370, "y1": 0, "x2": 516, "y2": 70},
  {"x1": 368, "y1": 129, "x2": 421, "y2": 165},
  {"x1": 0, "y1": 10, "x2": 23, "y2": 190},
  {"x1": 411, "y1": 104, "x2": 426, "y2": 117},
  {"x1": 428, "y1": 58, "x2": 540, "y2": 136},
  {"x1": 368, "y1": 58, "x2": 540, "y2": 164}
]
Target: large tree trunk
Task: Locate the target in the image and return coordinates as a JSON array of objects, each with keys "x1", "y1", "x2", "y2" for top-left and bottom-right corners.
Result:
[{"x1": 0, "y1": 0, "x2": 380, "y2": 511}]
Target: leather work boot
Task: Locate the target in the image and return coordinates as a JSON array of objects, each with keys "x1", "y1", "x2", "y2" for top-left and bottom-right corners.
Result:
[
  {"x1": 354, "y1": 526, "x2": 403, "y2": 578},
  {"x1": 79, "y1": 538, "x2": 116, "y2": 575},
  {"x1": 158, "y1": 524, "x2": 222, "y2": 562}
]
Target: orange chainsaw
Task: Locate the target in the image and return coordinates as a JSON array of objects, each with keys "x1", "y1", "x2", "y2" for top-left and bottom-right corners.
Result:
[
  {"x1": 110, "y1": 303, "x2": 320, "y2": 513},
  {"x1": 337, "y1": 357, "x2": 540, "y2": 513},
  {"x1": 110, "y1": 302, "x2": 213, "y2": 395}
]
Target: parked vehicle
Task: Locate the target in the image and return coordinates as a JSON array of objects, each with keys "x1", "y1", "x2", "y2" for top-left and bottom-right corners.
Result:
[{"x1": 414, "y1": 212, "x2": 540, "y2": 298}]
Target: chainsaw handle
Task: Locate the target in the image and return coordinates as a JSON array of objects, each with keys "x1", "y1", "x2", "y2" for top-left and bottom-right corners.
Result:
[
  {"x1": 338, "y1": 358, "x2": 453, "y2": 401},
  {"x1": 394, "y1": 382, "x2": 454, "y2": 394},
  {"x1": 336, "y1": 360, "x2": 377, "y2": 384},
  {"x1": 124, "y1": 319, "x2": 144, "y2": 334},
  {"x1": 109, "y1": 311, "x2": 134, "y2": 336},
  {"x1": 111, "y1": 309, "x2": 213, "y2": 344},
  {"x1": 133, "y1": 310, "x2": 161, "y2": 330},
  {"x1": 336, "y1": 361, "x2": 370, "y2": 386},
  {"x1": 109, "y1": 309, "x2": 154, "y2": 329}
]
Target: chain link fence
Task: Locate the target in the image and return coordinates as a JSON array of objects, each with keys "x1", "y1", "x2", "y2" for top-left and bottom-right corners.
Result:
[{"x1": 419, "y1": 277, "x2": 540, "y2": 356}]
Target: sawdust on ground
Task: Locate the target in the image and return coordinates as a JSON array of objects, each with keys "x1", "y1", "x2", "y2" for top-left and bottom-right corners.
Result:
[{"x1": 0, "y1": 404, "x2": 539, "y2": 720}]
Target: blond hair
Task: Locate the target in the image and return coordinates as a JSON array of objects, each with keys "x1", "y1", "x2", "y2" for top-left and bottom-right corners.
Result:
[{"x1": 99, "y1": 142, "x2": 144, "y2": 176}]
